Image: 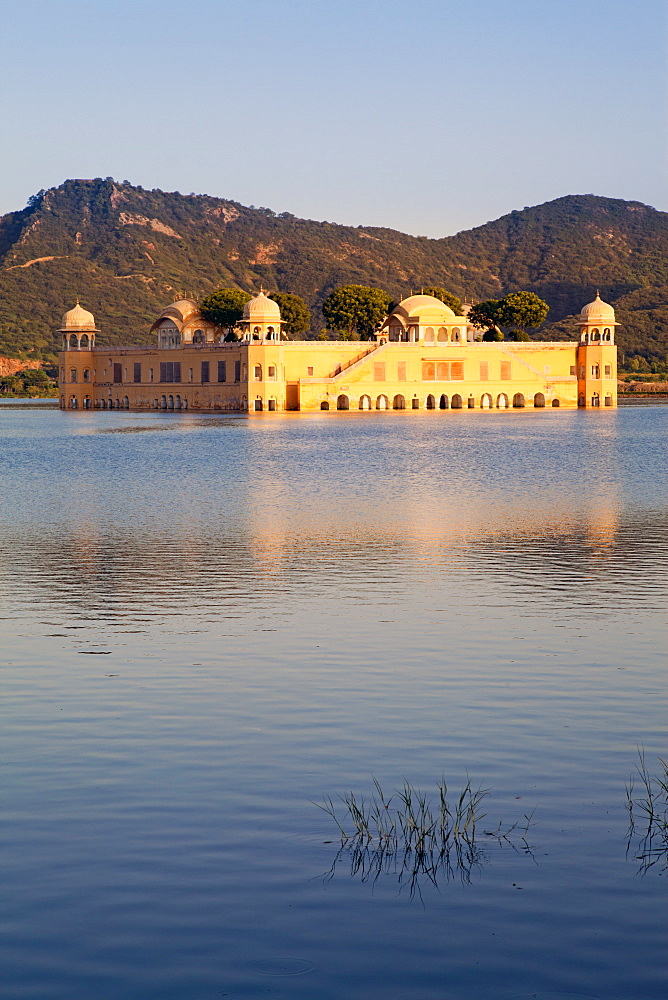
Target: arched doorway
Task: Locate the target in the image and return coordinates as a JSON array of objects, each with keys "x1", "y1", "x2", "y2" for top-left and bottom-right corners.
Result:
[
  {"x1": 359, "y1": 395, "x2": 371, "y2": 410},
  {"x1": 533, "y1": 393, "x2": 545, "y2": 408},
  {"x1": 497, "y1": 393, "x2": 508, "y2": 408},
  {"x1": 337, "y1": 394, "x2": 349, "y2": 410},
  {"x1": 393, "y1": 394, "x2": 405, "y2": 410},
  {"x1": 451, "y1": 394, "x2": 462, "y2": 409},
  {"x1": 320, "y1": 401, "x2": 330, "y2": 410},
  {"x1": 481, "y1": 393, "x2": 492, "y2": 409},
  {"x1": 513, "y1": 393, "x2": 525, "y2": 408},
  {"x1": 175, "y1": 395, "x2": 182, "y2": 410},
  {"x1": 376, "y1": 395, "x2": 388, "y2": 410},
  {"x1": 552, "y1": 398, "x2": 560, "y2": 407},
  {"x1": 426, "y1": 394, "x2": 436, "y2": 409},
  {"x1": 439, "y1": 394, "x2": 449, "y2": 410}
]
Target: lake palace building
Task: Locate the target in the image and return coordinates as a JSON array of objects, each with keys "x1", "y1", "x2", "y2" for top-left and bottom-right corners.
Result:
[{"x1": 58, "y1": 291, "x2": 618, "y2": 412}]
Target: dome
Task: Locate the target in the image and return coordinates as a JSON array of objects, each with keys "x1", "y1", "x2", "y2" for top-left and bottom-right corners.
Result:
[
  {"x1": 393, "y1": 294, "x2": 457, "y2": 319},
  {"x1": 60, "y1": 301, "x2": 97, "y2": 331},
  {"x1": 243, "y1": 291, "x2": 281, "y2": 322},
  {"x1": 150, "y1": 298, "x2": 200, "y2": 332},
  {"x1": 580, "y1": 292, "x2": 616, "y2": 323}
]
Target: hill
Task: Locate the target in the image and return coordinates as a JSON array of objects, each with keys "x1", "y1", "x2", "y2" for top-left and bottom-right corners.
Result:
[{"x1": 0, "y1": 178, "x2": 666, "y2": 365}]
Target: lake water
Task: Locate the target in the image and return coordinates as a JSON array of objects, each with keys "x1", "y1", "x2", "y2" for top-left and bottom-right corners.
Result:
[{"x1": 1, "y1": 406, "x2": 666, "y2": 1000}]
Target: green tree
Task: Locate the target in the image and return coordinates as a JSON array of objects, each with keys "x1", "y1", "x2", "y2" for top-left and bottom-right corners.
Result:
[
  {"x1": 498, "y1": 291, "x2": 549, "y2": 338},
  {"x1": 469, "y1": 300, "x2": 504, "y2": 339},
  {"x1": 200, "y1": 288, "x2": 252, "y2": 339},
  {"x1": 420, "y1": 287, "x2": 463, "y2": 314},
  {"x1": 269, "y1": 292, "x2": 311, "y2": 338},
  {"x1": 322, "y1": 285, "x2": 392, "y2": 340}
]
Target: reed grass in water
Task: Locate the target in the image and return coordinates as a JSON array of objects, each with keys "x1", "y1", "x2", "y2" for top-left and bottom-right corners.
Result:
[
  {"x1": 626, "y1": 749, "x2": 668, "y2": 874},
  {"x1": 313, "y1": 776, "x2": 534, "y2": 852}
]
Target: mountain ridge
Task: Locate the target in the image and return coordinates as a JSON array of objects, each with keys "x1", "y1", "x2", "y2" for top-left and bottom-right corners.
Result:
[{"x1": 0, "y1": 178, "x2": 666, "y2": 364}]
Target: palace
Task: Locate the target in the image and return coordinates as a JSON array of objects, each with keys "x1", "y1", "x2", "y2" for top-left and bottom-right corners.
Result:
[{"x1": 58, "y1": 290, "x2": 618, "y2": 412}]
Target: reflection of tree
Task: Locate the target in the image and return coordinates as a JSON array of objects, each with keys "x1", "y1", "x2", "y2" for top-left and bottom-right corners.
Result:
[
  {"x1": 626, "y1": 750, "x2": 668, "y2": 875},
  {"x1": 314, "y1": 778, "x2": 535, "y2": 901}
]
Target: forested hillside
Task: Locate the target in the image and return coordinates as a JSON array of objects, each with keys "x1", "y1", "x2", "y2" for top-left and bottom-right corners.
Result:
[{"x1": 1, "y1": 178, "x2": 666, "y2": 364}]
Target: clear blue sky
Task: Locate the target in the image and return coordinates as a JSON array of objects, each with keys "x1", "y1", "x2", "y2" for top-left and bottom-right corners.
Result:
[{"x1": 2, "y1": 0, "x2": 666, "y2": 236}]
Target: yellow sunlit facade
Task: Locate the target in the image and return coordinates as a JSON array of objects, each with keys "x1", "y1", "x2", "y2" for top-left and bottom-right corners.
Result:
[{"x1": 59, "y1": 291, "x2": 618, "y2": 412}]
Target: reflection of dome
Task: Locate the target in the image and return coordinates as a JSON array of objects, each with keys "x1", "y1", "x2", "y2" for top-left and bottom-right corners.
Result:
[
  {"x1": 392, "y1": 294, "x2": 456, "y2": 319},
  {"x1": 60, "y1": 301, "x2": 97, "y2": 331},
  {"x1": 243, "y1": 291, "x2": 281, "y2": 322},
  {"x1": 580, "y1": 292, "x2": 616, "y2": 323}
]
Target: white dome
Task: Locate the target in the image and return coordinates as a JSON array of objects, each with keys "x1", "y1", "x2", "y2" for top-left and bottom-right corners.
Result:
[
  {"x1": 580, "y1": 292, "x2": 616, "y2": 323},
  {"x1": 243, "y1": 291, "x2": 281, "y2": 322},
  {"x1": 393, "y1": 294, "x2": 457, "y2": 319},
  {"x1": 60, "y1": 301, "x2": 97, "y2": 331}
]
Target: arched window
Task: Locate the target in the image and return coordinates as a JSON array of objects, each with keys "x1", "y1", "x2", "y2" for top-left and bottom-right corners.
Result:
[
  {"x1": 359, "y1": 395, "x2": 371, "y2": 410},
  {"x1": 193, "y1": 330, "x2": 205, "y2": 344},
  {"x1": 268, "y1": 398, "x2": 277, "y2": 411},
  {"x1": 69, "y1": 396, "x2": 78, "y2": 409},
  {"x1": 533, "y1": 392, "x2": 545, "y2": 408},
  {"x1": 241, "y1": 363, "x2": 247, "y2": 381},
  {"x1": 320, "y1": 400, "x2": 330, "y2": 410},
  {"x1": 408, "y1": 326, "x2": 417, "y2": 342},
  {"x1": 497, "y1": 393, "x2": 509, "y2": 408},
  {"x1": 452, "y1": 328, "x2": 460, "y2": 342},
  {"x1": 337, "y1": 394, "x2": 349, "y2": 410},
  {"x1": 267, "y1": 326, "x2": 274, "y2": 339},
  {"x1": 425, "y1": 327, "x2": 435, "y2": 344},
  {"x1": 393, "y1": 394, "x2": 405, "y2": 410},
  {"x1": 437, "y1": 327, "x2": 448, "y2": 343},
  {"x1": 389, "y1": 326, "x2": 401, "y2": 342},
  {"x1": 591, "y1": 329, "x2": 600, "y2": 341},
  {"x1": 592, "y1": 364, "x2": 600, "y2": 378},
  {"x1": 604, "y1": 328, "x2": 611, "y2": 341},
  {"x1": 83, "y1": 396, "x2": 91, "y2": 409},
  {"x1": 439, "y1": 394, "x2": 449, "y2": 410},
  {"x1": 604, "y1": 394, "x2": 613, "y2": 406},
  {"x1": 168, "y1": 395, "x2": 174, "y2": 410},
  {"x1": 80, "y1": 334, "x2": 89, "y2": 348},
  {"x1": 481, "y1": 393, "x2": 492, "y2": 409},
  {"x1": 70, "y1": 369, "x2": 77, "y2": 383},
  {"x1": 376, "y1": 394, "x2": 388, "y2": 410},
  {"x1": 426, "y1": 394, "x2": 436, "y2": 409},
  {"x1": 581, "y1": 331, "x2": 589, "y2": 343},
  {"x1": 175, "y1": 395, "x2": 182, "y2": 410},
  {"x1": 552, "y1": 398, "x2": 560, "y2": 407},
  {"x1": 451, "y1": 394, "x2": 462, "y2": 409},
  {"x1": 512, "y1": 393, "x2": 525, "y2": 408},
  {"x1": 591, "y1": 393, "x2": 600, "y2": 407},
  {"x1": 254, "y1": 365, "x2": 262, "y2": 381},
  {"x1": 160, "y1": 395, "x2": 167, "y2": 409},
  {"x1": 69, "y1": 334, "x2": 78, "y2": 349},
  {"x1": 123, "y1": 396, "x2": 129, "y2": 409},
  {"x1": 578, "y1": 394, "x2": 585, "y2": 407},
  {"x1": 83, "y1": 369, "x2": 91, "y2": 382},
  {"x1": 254, "y1": 397, "x2": 263, "y2": 411}
]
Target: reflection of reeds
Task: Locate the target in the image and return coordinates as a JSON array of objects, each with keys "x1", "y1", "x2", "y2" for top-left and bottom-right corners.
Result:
[
  {"x1": 626, "y1": 749, "x2": 668, "y2": 874},
  {"x1": 313, "y1": 777, "x2": 535, "y2": 898}
]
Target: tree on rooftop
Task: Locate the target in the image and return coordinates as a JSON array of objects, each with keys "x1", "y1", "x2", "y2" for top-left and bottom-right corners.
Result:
[
  {"x1": 499, "y1": 291, "x2": 549, "y2": 338},
  {"x1": 469, "y1": 299, "x2": 505, "y2": 340},
  {"x1": 322, "y1": 285, "x2": 392, "y2": 340},
  {"x1": 200, "y1": 288, "x2": 252, "y2": 339},
  {"x1": 269, "y1": 292, "x2": 311, "y2": 338}
]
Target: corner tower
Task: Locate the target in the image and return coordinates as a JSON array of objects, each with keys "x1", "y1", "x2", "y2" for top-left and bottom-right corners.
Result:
[
  {"x1": 576, "y1": 293, "x2": 618, "y2": 407},
  {"x1": 237, "y1": 291, "x2": 286, "y2": 342},
  {"x1": 58, "y1": 302, "x2": 99, "y2": 409}
]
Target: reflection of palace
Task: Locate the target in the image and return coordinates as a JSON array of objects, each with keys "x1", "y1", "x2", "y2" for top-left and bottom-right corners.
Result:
[{"x1": 59, "y1": 290, "x2": 617, "y2": 412}]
